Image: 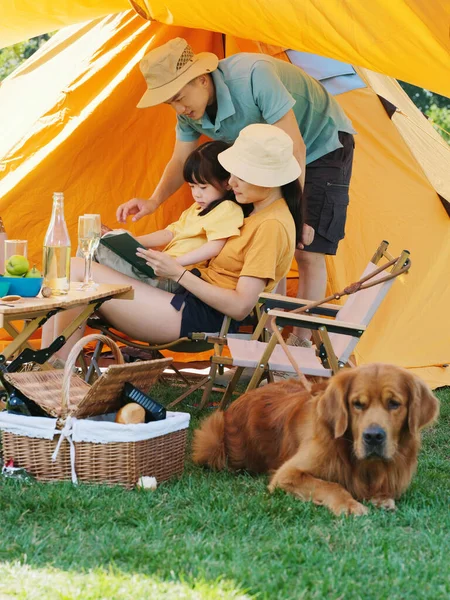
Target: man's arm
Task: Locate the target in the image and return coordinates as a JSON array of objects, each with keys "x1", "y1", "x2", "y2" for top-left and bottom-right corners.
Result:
[
  {"x1": 151, "y1": 138, "x2": 198, "y2": 207},
  {"x1": 116, "y1": 139, "x2": 198, "y2": 223},
  {"x1": 250, "y1": 63, "x2": 312, "y2": 243},
  {"x1": 273, "y1": 109, "x2": 306, "y2": 189},
  {"x1": 273, "y1": 110, "x2": 314, "y2": 247},
  {"x1": 250, "y1": 62, "x2": 305, "y2": 188}
]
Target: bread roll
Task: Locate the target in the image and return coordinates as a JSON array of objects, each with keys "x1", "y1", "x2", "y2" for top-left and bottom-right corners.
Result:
[{"x1": 115, "y1": 403, "x2": 146, "y2": 424}]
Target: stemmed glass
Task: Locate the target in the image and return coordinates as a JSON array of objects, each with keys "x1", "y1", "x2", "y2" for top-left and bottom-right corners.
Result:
[{"x1": 77, "y1": 214, "x2": 101, "y2": 291}]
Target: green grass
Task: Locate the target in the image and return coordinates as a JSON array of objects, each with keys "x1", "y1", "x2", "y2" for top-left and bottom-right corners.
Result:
[{"x1": 0, "y1": 383, "x2": 449, "y2": 600}]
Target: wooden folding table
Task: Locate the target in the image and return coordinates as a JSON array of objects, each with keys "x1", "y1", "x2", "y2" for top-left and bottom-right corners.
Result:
[{"x1": 0, "y1": 283, "x2": 133, "y2": 373}]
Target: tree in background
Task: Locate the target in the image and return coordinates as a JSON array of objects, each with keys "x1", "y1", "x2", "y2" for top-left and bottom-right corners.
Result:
[
  {"x1": 0, "y1": 34, "x2": 53, "y2": 81},
  {"x1": 0, "y1": 35, "x2": 449, "y2": 144},
  {"x1": 399, "y1": 82, "x2": 450, "y2": 144}
]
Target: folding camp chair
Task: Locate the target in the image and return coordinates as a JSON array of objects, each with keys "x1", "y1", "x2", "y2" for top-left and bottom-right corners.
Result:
[
  {"x1": 209, "y1": 241, "x2": 411, "y2": 410},
  {"x1": 84, "y1": 304, "x2": 266, "y2": 408}
]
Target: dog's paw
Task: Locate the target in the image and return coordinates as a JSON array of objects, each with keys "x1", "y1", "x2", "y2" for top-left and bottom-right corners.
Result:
[
  {"x1": 267, "y1": 481, "x2": 277, "y2": 494},
  {"x1": 331, "y1": 498, "x2": 369, "y2": 517},
  {"x1": 371, "y1": 497, "x2": 396, "y2": 511}
]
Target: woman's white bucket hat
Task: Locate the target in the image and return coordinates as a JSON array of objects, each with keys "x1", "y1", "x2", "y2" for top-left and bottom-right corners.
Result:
[{"x1": 218, "y1": 124, "x2": 301, "y2": 187}]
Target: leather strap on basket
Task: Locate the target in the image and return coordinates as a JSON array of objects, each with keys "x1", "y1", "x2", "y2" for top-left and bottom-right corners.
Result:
[
  {"x1": 61, "y1": 334, "x2": 124, "y2": 419},
  {"x1": 270, "y1": 256, "x2": 411, "y2": 392}
]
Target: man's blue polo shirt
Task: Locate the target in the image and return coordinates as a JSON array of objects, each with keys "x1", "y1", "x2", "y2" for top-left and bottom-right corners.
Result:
[{"x1": 176, "y1": 53, "x2": 356, "y2": 165}]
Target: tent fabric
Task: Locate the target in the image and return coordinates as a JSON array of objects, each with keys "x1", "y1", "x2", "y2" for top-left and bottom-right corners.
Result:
[
  {"x1": 0, "y1": 13, "x2": 449, "y2": 388},
  {"x1": 0, "y1": 0, "x2": 128, "y2": 47},
  {"x1": 361, "y1": 70, "x2": 450, "y2": 205},
  {"x1": 1, "y1": 1, "x2": 450, "y2": 98}
]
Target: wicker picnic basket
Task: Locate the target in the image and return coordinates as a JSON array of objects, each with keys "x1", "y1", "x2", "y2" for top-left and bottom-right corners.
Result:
[{"x1": 0, "y1": 334, "x2": 190, "y2": 488}]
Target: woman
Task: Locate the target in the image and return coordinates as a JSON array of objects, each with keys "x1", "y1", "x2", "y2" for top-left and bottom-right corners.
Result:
[{"x1": 43, "y1": 124, "x2": 304, "y2": 357}]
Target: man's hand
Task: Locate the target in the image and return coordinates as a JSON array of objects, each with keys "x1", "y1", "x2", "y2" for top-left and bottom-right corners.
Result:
[
  {"x1": 116, "y1": 197, "x2": 159, "y2": 223},
  {"x1": 297, "y1": 224, "x2": 315, "y2": 250}
]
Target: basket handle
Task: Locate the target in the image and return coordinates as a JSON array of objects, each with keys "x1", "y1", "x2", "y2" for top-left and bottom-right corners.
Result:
[{"x1": 61, "y1": 334, "x2": 124, "y2": 418}]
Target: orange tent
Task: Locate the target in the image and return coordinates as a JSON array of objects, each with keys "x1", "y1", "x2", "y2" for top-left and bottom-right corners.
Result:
[
  {"x1": 1, "y1": 0, "x2": 449, "y2": 97},
  {"x1": 0, "y1": 11, "x2": 449, "y2": 387}
]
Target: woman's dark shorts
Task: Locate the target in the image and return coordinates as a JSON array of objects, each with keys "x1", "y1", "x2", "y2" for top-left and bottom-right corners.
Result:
[
  {"x1": 304, "y1": 131, "x2": 355, "y2": 255},
  {"x1": 169, "y1": 269, "x2": 239, "y2": 336}
]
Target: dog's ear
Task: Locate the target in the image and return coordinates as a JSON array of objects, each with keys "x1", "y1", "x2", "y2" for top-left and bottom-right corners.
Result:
[
  {"x1": 407, "y1": 374, "x2": 439, "y2": 436},
  {"x1": 317, "y1": 372, "x2": 350, "y2": 438}
]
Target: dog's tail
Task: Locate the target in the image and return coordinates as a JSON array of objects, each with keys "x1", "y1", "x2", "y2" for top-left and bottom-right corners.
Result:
[{"x1": 192, "y1": 411, "x2": 227, "y2": 470}]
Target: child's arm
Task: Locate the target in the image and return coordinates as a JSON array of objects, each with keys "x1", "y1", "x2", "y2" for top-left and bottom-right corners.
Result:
[
  {"x1": 135, "y1": 229, "x2": 174, "y2": 249},
  {"x1": 175, "y1": 239, "x2": 227, "y2": 267}
]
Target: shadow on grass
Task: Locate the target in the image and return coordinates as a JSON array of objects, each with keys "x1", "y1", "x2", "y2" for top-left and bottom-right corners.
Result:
[{"x1": 0, "y1": 385, "x2": 449, "y2": 599}]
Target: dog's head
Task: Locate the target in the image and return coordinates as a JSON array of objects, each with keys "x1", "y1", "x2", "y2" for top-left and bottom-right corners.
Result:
[{"x1": 317, "y1": 364, "x2": 439, "y2": 461}]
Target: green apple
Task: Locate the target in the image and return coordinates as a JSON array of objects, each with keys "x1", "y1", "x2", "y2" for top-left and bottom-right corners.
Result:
[
  {"x1": 5, "y1": 254, "x2": 29, "y2": 277},
  {"x1": 25, "y1": 266, "x2": 42, "y2": 278}
]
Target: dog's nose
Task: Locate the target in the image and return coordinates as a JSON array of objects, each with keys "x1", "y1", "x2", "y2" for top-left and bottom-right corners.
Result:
[{"x1": 363, "y1": 426, "x2": 386, "y2": 446}]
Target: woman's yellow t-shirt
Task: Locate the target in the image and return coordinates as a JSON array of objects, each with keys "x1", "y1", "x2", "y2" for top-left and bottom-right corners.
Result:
[{"x1": 199, "y1": 198, "x2": 295, "y2": 292}]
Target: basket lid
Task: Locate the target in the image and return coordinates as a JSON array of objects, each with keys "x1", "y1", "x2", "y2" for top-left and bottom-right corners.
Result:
[
  {"x1": 75, "y1": 357, "x2": 172, "y2": 418},
  {"x1": 4, "y1": 357, "x2": 172, "y2": 419},
  {"x1": 4, "y1": 370, "x2": 89, "y2": 418}
]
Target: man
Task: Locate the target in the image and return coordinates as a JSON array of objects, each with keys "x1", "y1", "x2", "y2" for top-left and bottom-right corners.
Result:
[{"x1": 117, "y1": 38, "x2": 355, "y2": 346}]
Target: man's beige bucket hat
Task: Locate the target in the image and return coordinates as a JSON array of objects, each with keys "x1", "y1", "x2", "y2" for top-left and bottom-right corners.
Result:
[{"x1": 137, "y1": 38, "x2": 219, "y2": 108}]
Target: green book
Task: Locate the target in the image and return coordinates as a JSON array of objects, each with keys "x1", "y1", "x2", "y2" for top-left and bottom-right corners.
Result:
[{"x1": 99, "y1": 232, "x2": 155, "y2": 278}]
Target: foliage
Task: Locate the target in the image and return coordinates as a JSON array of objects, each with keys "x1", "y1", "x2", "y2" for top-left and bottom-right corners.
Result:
[
  {"x1": 426, "y1": 105, "x2": 450, "y2": 143},
  {"x1": 399, "y1": 81, "x2": 450, "y2": 112},
  {"x1": 399, "y1": 82, "x2": 450, "y2": 144},
  {"x1": 0, "y1": 384, "x2": 449, "y2": 599},
  {"x1": 0, "y1": 35, "x2": 53, "y2": 82}
]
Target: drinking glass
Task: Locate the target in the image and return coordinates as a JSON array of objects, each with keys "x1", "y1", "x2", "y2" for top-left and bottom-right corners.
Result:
[
  {"x1": 5, "y1": 239, "x2": 28, "y2": 262},
  {"x1": 83, "y1": 214, "x2": 102, "y2": 257},
  {"x1": 77, "y1": 214, "x2": 101, "y2": 291}
]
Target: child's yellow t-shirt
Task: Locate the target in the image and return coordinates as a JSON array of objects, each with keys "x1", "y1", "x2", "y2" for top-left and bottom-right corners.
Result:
[{"x1": 163, "y1": 201, "x2": 244, "y2": 260}]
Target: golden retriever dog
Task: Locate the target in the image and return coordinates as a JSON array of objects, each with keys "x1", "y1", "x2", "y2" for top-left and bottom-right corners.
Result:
[{"x1": 192, "y1": 364, "x2": 439, "y2": 516}]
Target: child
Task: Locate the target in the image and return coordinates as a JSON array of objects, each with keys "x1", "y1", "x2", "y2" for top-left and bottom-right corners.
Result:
[{"x1": 96, "y1": 141, "x2": 245, "y2": 291}]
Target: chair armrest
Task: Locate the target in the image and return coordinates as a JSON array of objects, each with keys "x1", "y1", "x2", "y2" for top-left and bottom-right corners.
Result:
[
  {"x1": 268, "y1": 309, "x2": 366, "y2": 337},
  {"x1": 259, "y1": 292, "x2": 340, "y2": 317}
]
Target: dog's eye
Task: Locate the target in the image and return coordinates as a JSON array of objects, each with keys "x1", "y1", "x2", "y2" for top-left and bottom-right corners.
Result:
[
  {"x1": 353, "y1": 400, "x2": 365, "y2": 410},
  {"x1": 388, "y1": 399, "x2": 401, "y2": 410}
]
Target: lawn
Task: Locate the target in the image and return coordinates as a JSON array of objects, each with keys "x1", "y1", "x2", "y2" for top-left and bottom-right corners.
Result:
[{"x1": 0, "y1": 382, "x2": 449, "y2": 600}]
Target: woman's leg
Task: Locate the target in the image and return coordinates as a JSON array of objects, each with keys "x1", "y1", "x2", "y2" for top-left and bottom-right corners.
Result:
[
  {"x1": 73, "y1": 257, "x2": 183, "y2": 343},
  {"x1": 41, "y1": 258, "x2": 184, "y2": 359}
]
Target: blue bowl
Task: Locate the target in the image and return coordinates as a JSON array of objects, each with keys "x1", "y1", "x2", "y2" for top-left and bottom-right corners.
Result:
[
  {"x1": 0, "y1": 277, "x2": 44, "y2": 297},
  {"x1": 0, "y1": 281, "x2": 10, "y2": 297}
]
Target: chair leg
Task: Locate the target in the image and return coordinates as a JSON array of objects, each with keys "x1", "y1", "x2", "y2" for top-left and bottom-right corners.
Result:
[
  {"x1": 166, "y1": 376, "x2": 210, "y2": 408},
  {"x1": 168, "y1": 362, "x2": 192, "y2": 386},
  {"x1": 219, "y1": 366, "x2": 245, "y2": 410},
  {"x1": 197, "y1": 362, "x2": 219, "y2": 411},
  {"x1": 246, "y1": 366, "x2": 265, "y2": 391}
]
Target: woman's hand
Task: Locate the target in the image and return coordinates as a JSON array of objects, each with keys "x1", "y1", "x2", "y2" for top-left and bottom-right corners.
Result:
[{"x1": 136, "y1": 248, "x2": 185, "y2": 280}]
